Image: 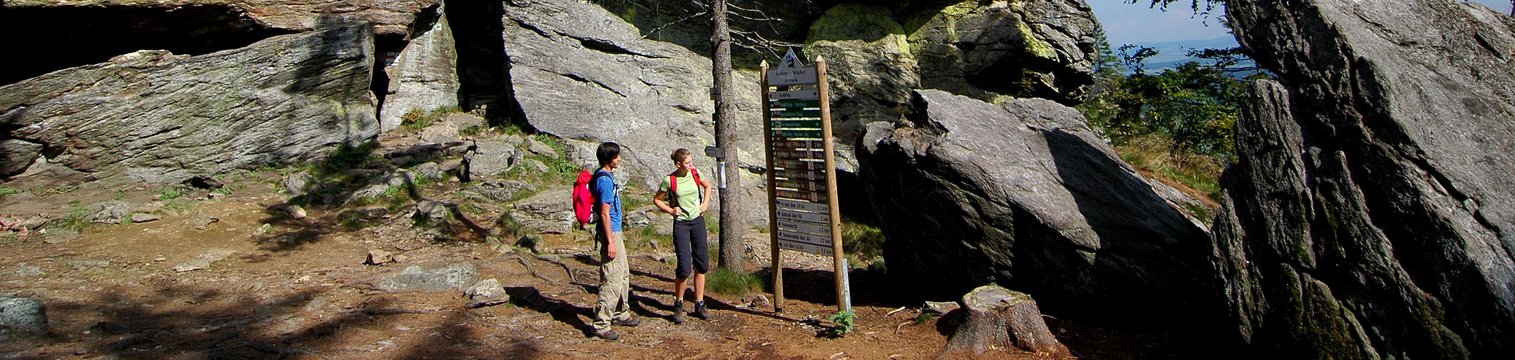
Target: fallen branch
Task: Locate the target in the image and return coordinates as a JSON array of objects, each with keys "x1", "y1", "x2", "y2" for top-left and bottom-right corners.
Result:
[
  {"x1": 894, "y1": 320, "x2": 913, "y2": 334},
  {"x1": 885, "y1": 306, "x2": 909, "y2": 318}
]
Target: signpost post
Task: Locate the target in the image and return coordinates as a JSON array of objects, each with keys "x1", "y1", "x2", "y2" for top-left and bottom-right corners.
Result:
[{"x1": 762, "y1": 49, "x2": 849, "y2": 314}]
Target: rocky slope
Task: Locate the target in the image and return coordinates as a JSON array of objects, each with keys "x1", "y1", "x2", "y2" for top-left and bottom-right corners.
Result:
[{"x1": 1215, "y1": 0, "x2": 1515, "y2": 357}]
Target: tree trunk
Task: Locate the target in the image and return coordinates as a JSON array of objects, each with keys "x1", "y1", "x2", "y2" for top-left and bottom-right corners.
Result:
[
  {"x1": 711, "y1": 0, "x2": 743, "y2": 271},
  {"x1": 1509, "y1": 0, "x2": 1513, "y2": 16},
  {"x1": 939, "y1": 285, "x2": 1069, "y2": 359}
]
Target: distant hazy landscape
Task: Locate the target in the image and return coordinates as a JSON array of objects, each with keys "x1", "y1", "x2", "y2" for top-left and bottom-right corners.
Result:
[{"x1": 1122, "y1": 36, "x2": 1254, "y2": 73}]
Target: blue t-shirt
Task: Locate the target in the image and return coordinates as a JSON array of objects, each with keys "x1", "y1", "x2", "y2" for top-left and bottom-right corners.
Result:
[{"x1": 592, "y1": 170, "x2": 623, "y2": 232}]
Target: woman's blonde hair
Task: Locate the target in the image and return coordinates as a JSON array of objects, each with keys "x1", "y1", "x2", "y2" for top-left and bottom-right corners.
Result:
[{"x1": 671, "y1": 148, "x2": 691, "y2": 164}]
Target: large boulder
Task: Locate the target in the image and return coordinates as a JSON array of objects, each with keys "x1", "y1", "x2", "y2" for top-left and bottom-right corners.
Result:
[
  {"x1": 1212, "y1": 0, "x2": 1515, "y2": 357},
  {"x1": 804, "y1": 0, "x2": 1099, "y2": 158},
  {"x1": 499, "y1": 0, "x2": 769, "y2": 225},
  {"x1": 3, "y1": 0, "x2": 440, "y2": 36},
  {"x1": 907, "y1": 0, "x2": 1097, "y2": 104},
  {"x1": 0, "y1": 23, "x2": 379, "y2": 184},
  {"x1": 380, "y1": 2, "x2": 461, "y2": 132},
  {"x1": 858, "y1": 89, "x2": 1215, "y2": 323},
  {"x1": 803, "y1": 4, "x2": 921, "y2": 143}
]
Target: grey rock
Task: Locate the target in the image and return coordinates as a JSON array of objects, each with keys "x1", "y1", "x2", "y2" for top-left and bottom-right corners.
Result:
[
  {"x1": 379, "y1": 1, "x2": 460, "y2": 132},
  {"x1": 465, "y1": 137, "x2": 520, "y2": 180},
  {"x1": 0, "y1": 296, "x2": 48, "y2": 336},
  {"x1": 14, "y1": 263, "x2": 43, "y2": 278},
  {"x1": 415, "y1": 200, "x2": 449, "y2": 223},
  {"x1": 173, "y1": 248, "x2": 235, "y2": 272},
  {"x1": 253, "y1": 223, "x2": 273, "y2": 236},
  {"x1": 526, "y1": 159, "x2": 549, "y2": 174},
  {"x1": 346, "y1": 184, "x2": 393, "y2": 206},
  {"x1": 909, "y1": 0, "x2": 1096, "y2": 103},
  {"x1": 302, "y1": 296, "x2": 328, "y2": 313},
  {"x1": 525, "y1": 137, "x2": 558, "y2": 158},
  {"x1": 464, "y1": 278, "x2": 510, "y2": 308},
  {"x1": 282, "y1": 172, "x2": 313, "y2": 195},
  {"x1": 89, "y1": 201, "x2": 131, "y2": 224},
  {"x1": 0, "y1": 139, "x2": 43, "y2": 178},
  {"x1": 413, "y1": 162, "x2": 443, "y2": 180},
  {"x1": 510, "y1": 188, "x2": 572, "y2": 234},
  {"x1": 858, "y1": 90, "x2": 1214, "y2": 322},
  {"x1": 463, "y1": 180, "x2": 532, "y2": 203},
  {"x1": 129, "y1": 213, "x2": 160, "y2": 223},
  {"x1": 190, "y1": 212, "x2": 220, "y2": 231},
  {"x1": 0, "y1": 24, "x2": 378, "y2": 185},
  {"x1": 3, "y1": 1, "x2": 447, "y2": 37},
  {"x1": 445, "y1": 113, "x2": 485, "y2": 132},
  {"x1": 285, "y1": 205, "x2": 307, "y2": 219},
  {"x1": 418, "y1": 121, "x2": 461, "y2": 144},
  {"x1": 365, "y1": 249, "x2": 395, "y2": 265},
  {"x1": 499, "y1": 1, "x2": 765, "y2": 199},
  {"x1": 803, "y1": 4, "x2": 920, "y2": 143},
  {"x1": 1212, "y1": 0, "x2": 1515, "y2": 355},
  {"x1": 374, "y1": 262, "x2": 477, "y2": 292},
  {"x1": 68, "y1": 260, "x2": 110, "y2": 271}
]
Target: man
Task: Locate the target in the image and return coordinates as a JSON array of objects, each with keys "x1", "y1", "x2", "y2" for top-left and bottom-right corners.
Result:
[{"x1": 590, "y1": 142, "x2": 638, "y2": 340}]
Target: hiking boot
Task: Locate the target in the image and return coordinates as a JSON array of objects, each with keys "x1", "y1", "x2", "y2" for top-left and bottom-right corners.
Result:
[
  {"x1": 671, "y1": 301, "x2": 686, "y2": 324},
  {"x1": 612, "y1": 317, "x2": 641, "y2": 327},
  {"x1": 594, "y1": 329, "x2": 620, "y2": 341},
  {"x1": 693, "y1": 301, "x2": 709, "y2": 320}
]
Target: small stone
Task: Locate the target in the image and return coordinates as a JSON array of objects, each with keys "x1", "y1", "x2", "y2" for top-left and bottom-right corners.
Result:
[
  {"x1": 153, "y1": 256, "x2": 167, "y2": 262},
  {"x1": 282, "y1": 172, "x2": 312, "y2": 194},
  {"x1": 528, "y1": 159, "x2": 549, "y2": 173},
  {"x1": 0, "y1": 296, "x2": 49, "y2": 336},
  {"x1": 253, "y1": 223, "x2": 273, "y2": 236},
  {"x1": 207, "y1": 192, "x2": 226, "y2": 200},
  {"x1": 192, "y1": 212, "x2": 220, "y2": 230},
  {"x1": 89, "y1": 201, "x2": 131, "y2": 224},
  {"x1": 130, "y1": 213, "x2": 160, "y2": 223},
  {"x1": 287, "y1": 205, "x2": 307, "y2": 219},
  {"x1": 750, "y1": 294, "x2": 772, "y2": 308},
  {"x1": 366, "y1": 249, "x2": 395, "y2": 265},
  {"x1": 465, "y1": 278, "x2": 510, "y2": 308},
  {"x1": 15, "y1": 264, "x2": 44, "y2": 277},
  {"x1": 526, "y1": 137, "x2": 559, "y2": 158},
  {"x1": 393, "y1": 255, "x2": 409, "y2": 263}
]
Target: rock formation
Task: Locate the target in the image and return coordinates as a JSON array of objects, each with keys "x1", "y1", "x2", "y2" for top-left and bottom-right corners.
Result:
[
  {"x1": 0, "y1": 23, "x2": 379, "y2": 184},
  {"x1": 859, "y1": 89, "x2": 1215, "y2": 322},
  {"x1": 380, "y1": 2, "x2": 460, "y2": 131},
  {"x1": 1213, "y1": 0, "x2": 1515, "y2": 357},
  {"x1": 498, "y1": 0, "x2": 770, "y2": 224}
]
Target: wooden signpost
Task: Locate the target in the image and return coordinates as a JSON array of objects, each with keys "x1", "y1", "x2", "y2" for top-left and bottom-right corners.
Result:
[{"x1": 762, "y1": 49, "x2": 849, "y2": 314}]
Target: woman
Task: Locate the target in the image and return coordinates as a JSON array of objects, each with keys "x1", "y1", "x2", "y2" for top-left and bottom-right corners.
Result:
[{"x1": 652, "y1": 148, "x2": 713, "y2": 324}]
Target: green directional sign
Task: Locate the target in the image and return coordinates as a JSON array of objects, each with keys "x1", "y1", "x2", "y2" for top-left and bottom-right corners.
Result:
[
  {"x1": 771, "y1": 120, "x2": 822, "y2": 129},
  {"x1": 770, "y1": 99, "x2": 820, "y2": 108},
  {"x1": 772, "y1": 129, "x2": 823, "y2": 139},
  {"x1": 771, "y1": 109, "x2": 822, "y2": 118}
]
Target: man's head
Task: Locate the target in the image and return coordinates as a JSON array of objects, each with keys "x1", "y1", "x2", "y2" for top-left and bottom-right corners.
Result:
[{"x1": 597, "y1": 142, "x2": 622, "y2": 169}]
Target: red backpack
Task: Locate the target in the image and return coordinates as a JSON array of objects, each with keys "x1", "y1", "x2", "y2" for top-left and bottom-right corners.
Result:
[
  {"x1": 668, "y1": 168, "x2": 705, "y2": 208},
  {"x1": 572, "y1": 170, "x2": 601, "y2": 228}
]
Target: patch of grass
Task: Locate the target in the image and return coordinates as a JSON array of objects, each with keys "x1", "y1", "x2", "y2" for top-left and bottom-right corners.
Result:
[
  {"x1": 0, "y1": 187, "x2": 21, "y2": 197},
  {"x1": 495, "y1": 212, "x2": 528, "y2": 239},
  {"x1": 401, "y1": 106, "x2": 465, "y2": 133},
  {"x1": 841, "y1": 221, "x2": 885, "y2": 267},
  {"x1": 1115, "y1": 134, "x2": 1223, "y2": 223},
  {"x1": 211, "y1": 187, "x2": 232, "y2": 197},
  {"x1": 913, "y1": 311, "x2": 940, "y2": 325},
  {"x1": 51, "y1": 200, "x2": 92, "y2": 233},
  {"x1": 706, "y1": 267, "x2": 764, "y2": 296},
  {"x1": 157, "y1": 187, "x2": 186, "y2": 201},
  {"x1": 624, "y1": 225, "x2": 671, "y2": 253}
]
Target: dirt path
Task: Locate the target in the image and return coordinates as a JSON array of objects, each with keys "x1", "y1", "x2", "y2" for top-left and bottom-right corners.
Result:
[{"x1": 0, "y1": 175, "x2": 984, "y2": 360}]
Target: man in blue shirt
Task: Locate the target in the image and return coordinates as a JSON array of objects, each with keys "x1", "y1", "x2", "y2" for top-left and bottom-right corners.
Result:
[{"x1": 590, "y1": 142, "x2": 638, "y2": 340}]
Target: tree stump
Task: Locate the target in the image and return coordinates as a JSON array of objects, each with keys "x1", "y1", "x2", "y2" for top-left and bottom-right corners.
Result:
[{"x1": 939, "y1": 285, "x2": 1068, "y2": 358}]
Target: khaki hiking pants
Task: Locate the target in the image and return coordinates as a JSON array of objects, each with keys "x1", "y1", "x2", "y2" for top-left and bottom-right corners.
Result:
[{"x1": 593, "y1": 230, "x2": 631, "y2": 333}]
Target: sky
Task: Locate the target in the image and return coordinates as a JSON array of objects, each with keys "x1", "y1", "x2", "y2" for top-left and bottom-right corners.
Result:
[{"x1": 1088, "y1": 0, "x2": 1514, "y2": 46}]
